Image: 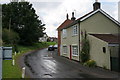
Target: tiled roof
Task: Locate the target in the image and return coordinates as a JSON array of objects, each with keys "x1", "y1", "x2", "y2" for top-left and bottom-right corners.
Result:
[
  {"x1": 57, "y1": 19, "x2": 73, "y2": 30},
  {"x1": 90, "y1": 34, "x2": 119, "y2": 44},
  {"x1": 59, "y1": 9, "x2": 120, "y2": 30}
]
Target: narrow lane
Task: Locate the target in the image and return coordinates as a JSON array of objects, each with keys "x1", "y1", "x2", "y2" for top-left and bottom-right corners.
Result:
[{"x1": 24, "y1": 48, "x2": 103, "y2": 78}]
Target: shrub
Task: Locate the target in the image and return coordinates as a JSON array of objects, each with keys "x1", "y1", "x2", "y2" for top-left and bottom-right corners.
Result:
[
  {"x1": 84, "y1": 60, "x2": 96, "y2": 67},
  {"x1": 2, "y1": 28, "x2": 20, "y2": 45},
  {"x1": 80, "y1": 51, "x2": 89, "y2": 63},
  {"x1": 80, "y1": 30, "x2": 90, "y2": 63}
]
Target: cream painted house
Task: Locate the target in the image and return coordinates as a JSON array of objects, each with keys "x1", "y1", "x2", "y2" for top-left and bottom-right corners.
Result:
[{"x1": 57, "y1": 1, "x2": 120, "y2": 71}]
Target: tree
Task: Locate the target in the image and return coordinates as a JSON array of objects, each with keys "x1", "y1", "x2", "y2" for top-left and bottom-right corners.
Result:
[
  {"x1": 2, "y1": 2, "x2": 45, "y2": 45},
  {"x1": 2, "y1": 28, "x2": 20, "y2": 45}
]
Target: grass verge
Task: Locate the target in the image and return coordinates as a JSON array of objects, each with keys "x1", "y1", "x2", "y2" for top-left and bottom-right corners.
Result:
[{"x1": 2, "y1": 42, "x2": 55, "y2": 78}]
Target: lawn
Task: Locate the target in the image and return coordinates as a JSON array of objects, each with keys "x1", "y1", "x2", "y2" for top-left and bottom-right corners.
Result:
[{"x1": 2, "y1": 42, "x2": 55, "y2": 78}]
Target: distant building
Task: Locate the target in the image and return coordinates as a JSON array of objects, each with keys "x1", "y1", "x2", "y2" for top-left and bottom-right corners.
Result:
[
  {"x1": 47, "y1": 37, "x2": 58, "y2": 42},
  {"x1": 39, "y1": 33, "x2": 48, "y2": 42}
]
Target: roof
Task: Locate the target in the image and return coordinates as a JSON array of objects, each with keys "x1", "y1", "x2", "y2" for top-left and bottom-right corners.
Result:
[
  {"x1": 90, "y1": 34, "x2": 119, "y2": 44},
  {"x1": 60, "y1": 9, "x2": 120, "y2": 30},
  {"x1": 57, "y1": 19, "x2": 73, "y2": 30},
  {"x1": 80, "y1": 9, "x2": 120, "y2": 26}
]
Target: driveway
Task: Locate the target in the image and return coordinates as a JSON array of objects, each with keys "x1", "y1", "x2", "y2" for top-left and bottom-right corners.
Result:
[{"x1": 21, "y1": 48, "x2": 119, "y2": 78}]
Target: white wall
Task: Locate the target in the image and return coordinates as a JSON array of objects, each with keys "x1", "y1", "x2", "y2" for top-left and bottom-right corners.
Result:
[{"x1": 88, "y1": 35, "x2": 111, "y2": 69}]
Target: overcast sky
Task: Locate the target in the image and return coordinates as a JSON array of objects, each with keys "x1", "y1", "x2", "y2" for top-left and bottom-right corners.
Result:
[{"x1": 0, "y1": 0, "x2": 120, "y2": 37}]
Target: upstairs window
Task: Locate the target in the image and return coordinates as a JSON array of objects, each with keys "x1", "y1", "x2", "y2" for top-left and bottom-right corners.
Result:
[
  {"x1": 63, "y1": 29, "x2": 67, "y2": 38},
  {"x1": 73, "y1": 25, "x2": 78, "y2": 35}
]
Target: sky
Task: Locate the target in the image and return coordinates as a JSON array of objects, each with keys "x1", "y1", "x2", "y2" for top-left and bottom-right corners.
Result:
[{"x1": 0, "y1": 0, "x2": 120, "y2": 37}]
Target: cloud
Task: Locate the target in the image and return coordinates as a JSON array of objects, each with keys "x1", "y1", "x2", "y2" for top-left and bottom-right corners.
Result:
[{"x1": 0, "y1": 0, "x2": 119, "y2": 37}]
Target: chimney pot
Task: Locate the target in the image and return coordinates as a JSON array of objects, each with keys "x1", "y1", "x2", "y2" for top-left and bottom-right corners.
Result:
[
  {"x1": 66, "y1": 13, "x2": 69, "y2": 20},
  {"x1": 71, "y1": 12, "x2": 76, "y2": 20}
]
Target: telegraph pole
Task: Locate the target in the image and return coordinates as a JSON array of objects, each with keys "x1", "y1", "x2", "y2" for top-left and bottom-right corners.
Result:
[{"x1": 118, "y1": 1, "x2": 120, "y2": 72}]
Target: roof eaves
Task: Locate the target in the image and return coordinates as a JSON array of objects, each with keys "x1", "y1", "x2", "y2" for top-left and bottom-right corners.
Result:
[{"x1": 60, "y1": 20, "x2": 79, "y2": 30}]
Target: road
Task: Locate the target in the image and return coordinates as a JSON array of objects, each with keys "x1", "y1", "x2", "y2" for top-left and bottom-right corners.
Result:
[{"x1": 24, "y1": 48, "x2": 103, "y2": 78}]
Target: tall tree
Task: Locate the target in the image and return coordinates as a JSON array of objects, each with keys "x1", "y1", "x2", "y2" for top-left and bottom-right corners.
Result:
[{"x1": 2, "y1": 2, "x2": 45, "y2": 45}]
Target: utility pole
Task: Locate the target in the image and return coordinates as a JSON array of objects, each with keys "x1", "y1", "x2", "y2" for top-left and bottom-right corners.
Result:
[{"x1": 118, "y1": 1, "x2": 120, "y2": 72}]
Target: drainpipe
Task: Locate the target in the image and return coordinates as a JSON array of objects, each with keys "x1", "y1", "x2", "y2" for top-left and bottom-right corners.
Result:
[
  {"x1": 118, "y1": 30, "x2": 120, "y2": 72},
  {"x1": 78, "y1": 20, "x2": 81, "y2": 62}
]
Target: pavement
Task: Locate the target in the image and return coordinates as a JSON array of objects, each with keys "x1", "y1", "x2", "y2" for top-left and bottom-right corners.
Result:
[{"x1": 17, "y1": 48, "x2": 120, "y2": 79}]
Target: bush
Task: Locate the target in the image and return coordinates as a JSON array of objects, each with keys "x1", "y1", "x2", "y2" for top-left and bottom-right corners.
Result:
[
  {"x1": 2, "y1": 28, "x2": 20, "y2": 45},
  {"x1": 80, "y1": 51, "x2": 89, "y2": 63},
  {"x1": 84, "y1": 60, "x2": 96, "y2": 67}
]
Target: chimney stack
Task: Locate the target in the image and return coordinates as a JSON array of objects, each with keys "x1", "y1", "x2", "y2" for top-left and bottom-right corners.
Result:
[
  {"x1": 93, "y1": 0, "x2": 101, "y2": 11},
  {"x1": 66, "y1": 13, "x2": 69, "y2": 20},
  {"x1": 71, "y1": 12, "x2": 76, "y2": 20}
]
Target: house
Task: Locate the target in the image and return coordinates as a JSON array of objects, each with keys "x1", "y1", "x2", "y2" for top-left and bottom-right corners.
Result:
[
  {"x1": 57, "y1": 1, "x2": 120, "y2": 71},
  {"x1": 39, "y1": 33, "x2": 48, "y2": 42},
  {"x1": 47, "y1": 37, "x2": 58, "y2": 42}
]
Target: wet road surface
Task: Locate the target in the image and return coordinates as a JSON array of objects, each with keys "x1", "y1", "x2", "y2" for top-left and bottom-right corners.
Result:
[{"x1": 24, "y1": 48, "x2": 105, "y2": 78}]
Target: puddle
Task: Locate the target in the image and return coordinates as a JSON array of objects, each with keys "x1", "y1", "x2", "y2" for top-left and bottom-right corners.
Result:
[{"x1": 41, "y1": 74, "x2": 53, "y2": 78}]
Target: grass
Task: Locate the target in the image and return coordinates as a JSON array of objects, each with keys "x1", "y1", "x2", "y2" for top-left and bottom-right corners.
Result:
[
  {"x1": 2, "y1": 42, "x2": 55, "y2": 78},
  {"x1": 46, "y1": 42, "x2": 56, "y2": 45}
]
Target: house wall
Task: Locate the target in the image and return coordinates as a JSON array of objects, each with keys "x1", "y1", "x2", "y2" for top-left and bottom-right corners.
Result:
[
  {"x1": 80, "y1": 12, "x2": 119, "y2": 35},
  {"x1": 80, "y1": 12, "x2": 120, "y2": 69},
  {"x1": 88, "y1": 35, "x2": 111, "y2": 69},
  {"x1": 61, "y1": 24, "x2": 79, "y2": 61}
]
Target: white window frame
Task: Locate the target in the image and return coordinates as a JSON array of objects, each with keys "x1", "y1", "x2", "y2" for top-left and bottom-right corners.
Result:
[
  {"x1": 73, "y1": 25, "x2": 78, "y2": 36},
  {"x1": 63, "y1": 46, "x2": 67, "y2": 54},
  {"x1": 62, "y1": 29, "x2": 67, "y2": 38},
  {"x1": 72, "y1": 45, "x2": 78, "y2": 56}
]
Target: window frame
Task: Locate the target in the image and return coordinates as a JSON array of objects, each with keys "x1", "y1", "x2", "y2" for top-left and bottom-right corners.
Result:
[
  {"x1": 62, "y1": 29, "x2": 67, "y2": 38},
  {"x1": 72, "y1": 25, "x2": 78, "y2": 36},
  {"x1": 63, "y1": 46, "x2": 67, "y2": 54},
  {"x1": 72, "y1": 45, "x2": 78, "y2": 56}
]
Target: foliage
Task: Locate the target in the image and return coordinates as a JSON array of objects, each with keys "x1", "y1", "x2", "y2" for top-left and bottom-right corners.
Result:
[
  {"x1": 2, "y1": 28, "x2": 20, "y2": 45},
  {"x1": 84, "y1": 60, "x2": 96, "y2": 67},
  {"x1": 2, "y1": 2, "x2": 45, "y2": 45},
  {"x1": 80, "y1": 30, "x2": 90, "y2": 63},
  {"x1": 46, "y1": 42, "x2": 57, "y2": 45}
]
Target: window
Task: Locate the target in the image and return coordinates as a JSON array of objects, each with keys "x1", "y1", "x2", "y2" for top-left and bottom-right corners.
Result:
[
  {"x1": 103, "y1": 47, "x2": 106, "y2": 53},
  {"x1": 73, "y1": 25, "x2": 78, "y2": 35},
  {"x1": 72, "y1": 46, "x2": 78, "y2": 56},
  {"x1": 63, "y1": 46, "x2": 67, "y2": 54},
  {"x1": 63, "y1": 29, "x2": 67, "y2": 38}
]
